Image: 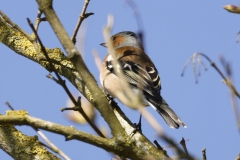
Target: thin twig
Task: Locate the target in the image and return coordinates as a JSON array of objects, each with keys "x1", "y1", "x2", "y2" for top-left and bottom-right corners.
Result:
[
  {"x1": 181, "y1": 53, "x2": 207, "y2": 83},
  {"x1": 206, "y1": 54, "x2": 240, "y2": 98},
  {"x1": 229, "y1": 78, "x2": 240, "y2": 132},
  {"x1": 162, "y1": 139, "x2": 190, "y2": 156},
  {"x1": 182, "y1": 52, "x2": 240, "y2": 98},
  {"x1": 125, "y1": 0, "x2": 144, "y2": 46},
  {"x1": 160, "y1": 135, "x2": 195, "y2": 160},
  {"x1": 179, "y1": 137, "x2": 189, "y2": 158},
  {"x1": 192, "y1": 53, "x2": 198, "y2": 83},
  {"x1": 0, "y1": 113, "x2": 112, "y2": 150},
  {"x1": 92, "y1": 49, "x2": 102, "y2": 71},
  {"x1": 39, "y1": 141, "x2": 52, "y2": 150},
  {"x1": 71, "y1": 0, "x2": 93, "y2": 44},
  {"x1": 181, "y1": 54, "x2": 194, "y2": 76},
  {"x1": 5, "y1": 102, "x2": 14, "y2": 110},
  {"x1": 0, "y1": 10, "x2": 34, "y2": 42},
  {"x1": 27, "y1": 18, "x2": 105, "y2": 138},
  {"x1": 153, "y1": 140, "x2": 163, "y2": 150},
  {"x1": 36, "y1": 129, "x2": 71, "y2": 160},
  {"x1": 35, "y1": 10, "x2": 47, "y2": 31},
  {"x1": 236, "y1": 31, "x2": 240, "y2": 43},
  {"x1": 182, "y1": 52, "x2": 240, "y2": 134},
  {"x1": 202, "y1": 148, "x2": 206, "y2": 160},
  {"x1": 200, "y1": 53, "x2": 226, "y2": 79},
  {"x1": 220, "y1": 56, "x2": 240, "y2": 133},
  {"x1": 0, "y1": 10, "x2": 42, "y2": 59},
  {"x1": 5, "y1": 102, "x2": 71, "y2": 160}
]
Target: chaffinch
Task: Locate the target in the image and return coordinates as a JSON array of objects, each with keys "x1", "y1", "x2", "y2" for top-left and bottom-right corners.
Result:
[{"x1": 100, "y1": 31, "x2": 186, "y2": 129}]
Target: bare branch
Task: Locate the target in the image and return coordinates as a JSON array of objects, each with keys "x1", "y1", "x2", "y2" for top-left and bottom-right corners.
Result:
[
  {"x1": 182, "y1": 52, "x2": 240, "y2": 134},
  {"x1": 125, "y1": 0, "x2": 144, "y2": 46},
  {"x1": 160, "y1": 135, "x2": 195, "y2": 160},
  {"x1": 37, "y1": 129, "x2": 71, "y2": 160},
  {"x1": 219, "y1": 56, "x2": 240, "y2": 132},
  {"x1": 182, "y1": 52, "x2": 240, "y2": 98},
  {"x1": 5, "y1": 102, "x2": 71, "y2": 160},
  {"x1": 0, "y1": 124, "x2": 60, "y2": 160},
  {"x1": 0, "y1": 10, "x2": 34, "y2": 42},
  {"x1": 153, "y1": 140, "x2": 163, "y2": 150},
  {"x1": 202, "y1": 148, "x2": 207, "y2": 160},
  {"x1": 0, "y1": 111, "x2": 112, "y2": 151},
  {"x1": 35, "y1": 10, "x2": 47, "y2": 31},
  {"x1": 71, "y1": 0, "x2": 94, "y2": 44},
  {"x1": 180, "y1": 137, "x2": 189, "y2": 158},
  {"x1": 236, "y1": 31, "x2": 240, "y2": 43}
]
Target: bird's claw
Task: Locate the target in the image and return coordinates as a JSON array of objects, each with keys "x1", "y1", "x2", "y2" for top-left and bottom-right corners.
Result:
[{"x1": 130, "y1": 122, "x2": 142, "y2": 137}]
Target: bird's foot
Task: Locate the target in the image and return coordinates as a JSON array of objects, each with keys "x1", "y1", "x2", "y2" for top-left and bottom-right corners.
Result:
[
  {"x1": 130, "y1": 113, "x2": 142, "y2": 137},
  {"x1": 130, "y1": 121, "x2": 142, "y2": 137}
]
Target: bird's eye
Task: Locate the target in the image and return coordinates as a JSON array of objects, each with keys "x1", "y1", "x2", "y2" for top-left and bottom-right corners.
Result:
[
  {"x1": 112, "y1": 36, "x2": 116, "y2": 41},
  {"x1": 129, "y1": 33, "x2": 137, "y2": 38}
]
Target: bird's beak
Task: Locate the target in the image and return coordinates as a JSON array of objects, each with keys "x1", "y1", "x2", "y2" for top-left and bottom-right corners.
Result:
[{"x1": 100, "y1": 43, "x2": 107, "y2": 48}]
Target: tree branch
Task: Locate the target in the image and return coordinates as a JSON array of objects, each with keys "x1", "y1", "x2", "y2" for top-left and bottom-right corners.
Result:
[
  {"x1": 5, "y1": 102, "x2": 70, "y2": 160},
  {"x1": 181, "y1": 52, "x2": 240, "y2": 98},
  {"x1": 202, "y1": 148, "x2": 206, "y2": 160},
  {"x1": 71, "y1": 0, "x2": 93, "y2": 44},
  {"x1": 0, "y1": 110, "x2": 113, "y2": 151},
  {"x1": 0, "y1": 124, "x2": 60, "y2": 160},
  {"x1": 0, "y1": 109, "x2": 167, "y2": 159}
]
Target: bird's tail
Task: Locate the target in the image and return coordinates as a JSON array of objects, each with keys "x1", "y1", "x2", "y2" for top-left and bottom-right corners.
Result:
[{"x1": 148, "y1": 98, "x2": 186, "y2": 129}]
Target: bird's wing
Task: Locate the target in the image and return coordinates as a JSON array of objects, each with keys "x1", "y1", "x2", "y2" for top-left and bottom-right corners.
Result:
[{"x1": 106, "y1": 60, "x2": 161, "y2": 98}]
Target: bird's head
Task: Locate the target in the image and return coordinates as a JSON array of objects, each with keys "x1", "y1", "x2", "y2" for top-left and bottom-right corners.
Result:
[{"x1": 100, "y1": 31, "x2": 144, "y2": 50}]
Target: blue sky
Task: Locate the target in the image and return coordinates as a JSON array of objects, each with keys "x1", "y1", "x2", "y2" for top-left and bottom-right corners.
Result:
[{"x1": 0, "y1": 1, "x2": 240, "y2": 159}]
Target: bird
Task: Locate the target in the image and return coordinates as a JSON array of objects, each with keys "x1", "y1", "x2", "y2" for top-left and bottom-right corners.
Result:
[{"x1": 99, "y1": 31, "x2": 186, "y2": 129}]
